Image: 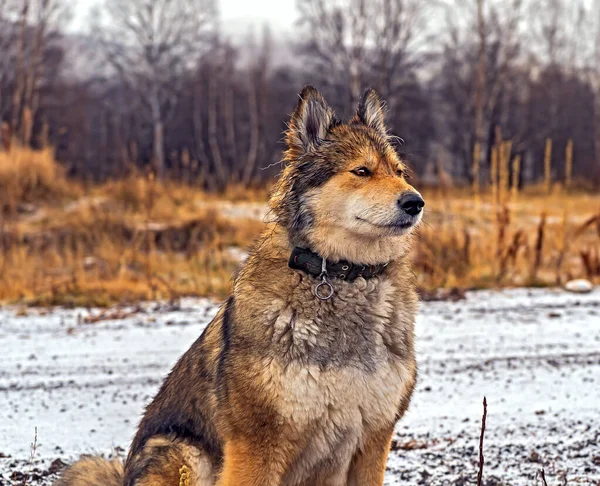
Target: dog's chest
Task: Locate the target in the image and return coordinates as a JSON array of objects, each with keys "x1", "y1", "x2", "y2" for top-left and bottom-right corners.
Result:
[
  {"x1": 271, "y1": 276, "x2": 398, "y2": 367},
  {"x1": 273, "y1": 358, "x2": 411, "y2": 485},
  {"x1": 277, "y1": 358, "x2": 408, "y2": 430},
  {"x1": 267, "y1": 277, "x2": 412, "y2": 482}
]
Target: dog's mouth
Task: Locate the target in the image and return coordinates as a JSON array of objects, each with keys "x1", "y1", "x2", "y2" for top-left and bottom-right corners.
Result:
[{"x1": 356, "y1": 216, "x2": 419, "y2": 232}]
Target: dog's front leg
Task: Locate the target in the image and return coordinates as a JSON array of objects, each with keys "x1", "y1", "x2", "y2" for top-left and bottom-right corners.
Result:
[
  {"x1": 347, "y1": 426, "x2": 395, "y2": 486},
  {"x1": 217, "y1": 438, "x2": 290, "y2": 486}
]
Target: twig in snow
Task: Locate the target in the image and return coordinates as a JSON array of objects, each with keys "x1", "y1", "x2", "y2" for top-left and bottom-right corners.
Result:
[
  {"x1": 538, "y1": 469, "x2": 549, "y2": 486},
  {"x1": 22, "y1": 426, "x2": 38, "y2": 486},
  {"x1": 477, "y1": 396, "x2": 487, "y2": 486}
]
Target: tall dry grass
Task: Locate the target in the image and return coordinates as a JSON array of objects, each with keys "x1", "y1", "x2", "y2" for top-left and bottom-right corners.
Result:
[
  {"x1": 416, "y1": 187, "x2": 600, "y2": 291},
  {"x1": 0, "y1": 148, "x2": 264, "y2": 306},
  {"x1": 0, "y1": 146, "x2": 599, "y2": 306},
  {"x1": 565, "y1": 139, "x2": 573, "y2": 190},
  {"x1": 544, "y1": 138, "x2": 553, "y2": 194},
  {"x1": 511, "y1": 155, "x2": 521, "y2": 200},
  {"x1": 0, "y1": 146, "x2": 80, "y2": 214}
]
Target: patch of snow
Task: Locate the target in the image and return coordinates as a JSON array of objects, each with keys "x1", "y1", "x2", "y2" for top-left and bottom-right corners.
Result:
[{"x1": 1, "y1": 289, "x2": 599, "y2": 484}]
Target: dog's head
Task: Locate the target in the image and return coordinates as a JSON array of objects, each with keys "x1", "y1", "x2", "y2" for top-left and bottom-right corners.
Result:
[{"x1": 270, "y1": 86, "x2": 424, "y2": 264}]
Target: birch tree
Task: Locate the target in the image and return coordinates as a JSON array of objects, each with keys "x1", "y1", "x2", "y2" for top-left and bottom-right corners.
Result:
[
  {"x1": 93, "y1": 0, "x2": 217, "y2": 177},
  {"x1": 23, "y1": 0, "x2": 71, "y2": 144},
  {"x1": 297, "y1": 0, "x2": 433, "y2": 108},
  {"x1": 439, "y1": 0, "x2": 524, "y2": 179}
]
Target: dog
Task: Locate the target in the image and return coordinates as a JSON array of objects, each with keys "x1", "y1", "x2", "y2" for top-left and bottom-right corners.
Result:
[{"x1": 56, "y1": 85, "x2": 424, "y2": 486}]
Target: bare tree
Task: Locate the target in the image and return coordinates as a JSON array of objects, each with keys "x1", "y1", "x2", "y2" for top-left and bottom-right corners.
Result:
[
  {"x1": 439, "y1": 0, "x2": 525, "y2": 179},
  {"x1": 93, "y1": 0, "x2": 217, "y2": 177},
  {"x1": 527, "y1": 0, "x2": 594, "y2": 70},
  {"x1": 0, "y1": 0, "x2": 18, "y2": 121},
  {"x1": 207, "y1": 59, "x2": 226, "y2": 187},
  {"x1": 371, "y1": 0, "x2": 433, "y2": 106},
  {"x1": 297, "y1": 0, "x2": 433, "y2": 108},
  {"x1": 22, "y1": 0, "x2": 71, "y2": 144},
  {"x1": 593, "y1": 1, "x2": 600, "y2": 182},
  {"x1": 0, "y1": 0, "x2": 596, "y2": 188},
  {"x1": 297, "y1": 0, "x2": 367, "y2": 106},
  {"x1": 0, "y1": 0, "x2": 69, "y2": 143},
  {"x1": 11, "y1": 0, "x2": 28, "y2": 134},
  {"x1": 473, "y1": 0, "x2": 487, "y2": 180},
  {"x1": 242, "y1": 26, "x2": 271, "y2": 186}
]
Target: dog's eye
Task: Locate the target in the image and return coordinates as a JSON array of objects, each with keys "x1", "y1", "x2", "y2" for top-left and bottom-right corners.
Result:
[
  {"x1": 351, "y1": 167, "x2": 371, "y2": 177},
  {"x1": 397, "y1": 168, "x2": 411, "y2": 180}
]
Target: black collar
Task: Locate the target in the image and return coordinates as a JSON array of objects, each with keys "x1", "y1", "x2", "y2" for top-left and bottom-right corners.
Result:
[{"x1": 288, "y1": 247, "x2": 388, "y2": 282}]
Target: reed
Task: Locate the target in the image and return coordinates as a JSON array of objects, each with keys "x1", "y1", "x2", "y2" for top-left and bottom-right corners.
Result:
[
  {"x1": 544, "y1": 138, "x2": 552, "y2": 194},
  {"x1": 491, "y1": 145, "x2": 499, "y2": 205},
  {"x1": 565, "y1": 139, "x2": 573, "y2": 190},
  {"x1": 499, "y1": 141, "x2": 512, "y2": 204},
  {"x1": 511, "y1": 155, "x2": 521, "y2": 200},
  {"x1": 472, "y1": 142, "x2": 481, "y2": 206}
]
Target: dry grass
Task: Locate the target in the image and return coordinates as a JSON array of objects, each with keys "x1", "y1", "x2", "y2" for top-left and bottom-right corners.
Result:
[
  {"x1": 416, "y1": 186, "x2": 600, "y2": 291},
  {"x1": 0, "y1": 149, "x2": 264, "y2": 306},
  {"x1": 1, "y1": 147, "x2": 599, "y2": 307},
  {"x1": 0, "y1": 146, "x2": 80, "y2": 215}
]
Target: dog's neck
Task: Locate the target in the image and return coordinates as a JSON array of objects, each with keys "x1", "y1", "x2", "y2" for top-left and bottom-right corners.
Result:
[
  {"x1": 292, "y1": 224, "x2": 413, "y2": 266},
  {"x1": 239, "y1": 224, "x2": 413, "y2": 301},
  {"x1": 252, "y1": 224, "x2": 411, "y2": 270},
  {"x1": 288, "y1": 246, "x2": 388, "y2": 282}
]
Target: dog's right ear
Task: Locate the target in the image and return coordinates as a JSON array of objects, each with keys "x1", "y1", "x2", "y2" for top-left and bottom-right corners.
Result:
[{"x1": 285, "y1": 85, "x2": 337, "y2": 159}]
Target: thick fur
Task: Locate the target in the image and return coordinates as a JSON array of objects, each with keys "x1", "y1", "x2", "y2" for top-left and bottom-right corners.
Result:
[
  {"x1": 54, "y1": 456, "x2": 124, "y2": 486},
  {"x1": 56, "y1": 86, "x2": 422, "y2": 486}
]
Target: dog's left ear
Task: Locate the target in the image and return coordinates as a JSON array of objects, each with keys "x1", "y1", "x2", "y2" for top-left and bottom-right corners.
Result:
[
  {"x1": 286, "y1": 85, "x2": 337, "y2": 159},
  {"x1": 356, "y1": 88, "x2": 388, "y2": 136}
]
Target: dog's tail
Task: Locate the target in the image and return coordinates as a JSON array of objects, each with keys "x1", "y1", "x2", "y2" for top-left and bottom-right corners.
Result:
[{"x1": 54, "y1": 456, "x2": 123, "y2": 486}]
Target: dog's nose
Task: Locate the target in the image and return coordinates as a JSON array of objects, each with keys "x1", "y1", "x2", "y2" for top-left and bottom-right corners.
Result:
[{"x1": 398, "y1": 193, "x2": 425, "y2": 216}]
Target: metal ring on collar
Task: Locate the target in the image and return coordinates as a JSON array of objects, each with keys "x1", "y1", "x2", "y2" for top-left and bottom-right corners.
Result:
[{"x1": 314, "y1": 280, "x2": 334, "y2": 300}]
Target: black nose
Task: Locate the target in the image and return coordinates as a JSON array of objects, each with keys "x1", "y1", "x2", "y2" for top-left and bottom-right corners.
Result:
[{"x1": 398, "y1": 193, "x2": 425, "y2": 216}]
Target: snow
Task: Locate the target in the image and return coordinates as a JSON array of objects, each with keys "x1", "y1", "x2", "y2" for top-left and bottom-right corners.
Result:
[{"x1": 1, "y1": 289, "x2": 599, "y2": 485}]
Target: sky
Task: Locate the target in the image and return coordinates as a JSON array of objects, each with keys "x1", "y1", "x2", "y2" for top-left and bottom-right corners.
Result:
[{"x1": 70, "y1": 0, "x2": 299, "y2": 35}]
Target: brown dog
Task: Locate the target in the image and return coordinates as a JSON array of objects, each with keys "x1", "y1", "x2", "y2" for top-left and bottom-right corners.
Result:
[{"x1": 56, "y1": 85, "x2": 424, "y2": 486}]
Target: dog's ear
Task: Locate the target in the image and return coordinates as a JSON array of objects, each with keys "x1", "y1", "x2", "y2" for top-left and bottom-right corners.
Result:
[
  {"x1": 286, "y1": 85, "x2": 337, "y2": 159},
  {"x1": 356, "y1": 88, "x2": 388, "y2": 136}
]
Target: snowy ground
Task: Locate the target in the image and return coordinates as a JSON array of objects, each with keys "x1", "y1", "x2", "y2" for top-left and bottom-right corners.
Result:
[{"x1": 1, "y1": 289, "x2": 599, "y2": 485}]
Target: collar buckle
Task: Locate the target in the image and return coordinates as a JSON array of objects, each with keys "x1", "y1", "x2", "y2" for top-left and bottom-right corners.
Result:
[{"x1": 314, "y1": 257, "x2": 334, "y2": 300}]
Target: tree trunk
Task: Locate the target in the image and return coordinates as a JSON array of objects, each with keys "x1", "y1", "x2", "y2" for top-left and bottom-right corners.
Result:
[
  {"x1": 149, "y1": 86, "x2": 165, "y2": 178},
  {"x1": 349, "y1": 60, "x2": 361, "y2": 108},
  {"x1": 11, "y1": 1, "x2": 29, "y2": 137},
  {"x1": 23, "y1": 2, "x2": 45, "y2": 146},
  {"x1": 208, "y1": 72, "x2": 227, "y2": 188},
  {"x1": 594, "y1": 4, "x2": 600, "y2": 184},
  {"x1": 595, "y1": 104, "x2": 600, "y2": 184},
  {"x1": 192, "y1": 84, "x2": 211, "y2": 187},
  {"x1": 223, "y1": 75, "x2": 238, "y2": 177},
  {"x1": 472, "y1": 0, "x2": 487, "y2": 184},
  {"x1": 242, "y1": 72, "x2": 259, "y2": 185}
]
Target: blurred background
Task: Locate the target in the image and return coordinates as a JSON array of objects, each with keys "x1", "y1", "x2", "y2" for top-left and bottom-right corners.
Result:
[{"x1": 1, "y1": 1, "x2": 600, "y2": 484}]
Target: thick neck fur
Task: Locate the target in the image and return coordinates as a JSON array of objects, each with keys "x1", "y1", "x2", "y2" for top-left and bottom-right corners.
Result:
[
  {"x1": 237, "y1": 223, "x2": 413, "y2": 290},
  {"x1": 300, "y1": 224, "x2": 414, "y2": 265},
  {"x1": 234, "y1": 223, "x2": 418, "y2": 370}
]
